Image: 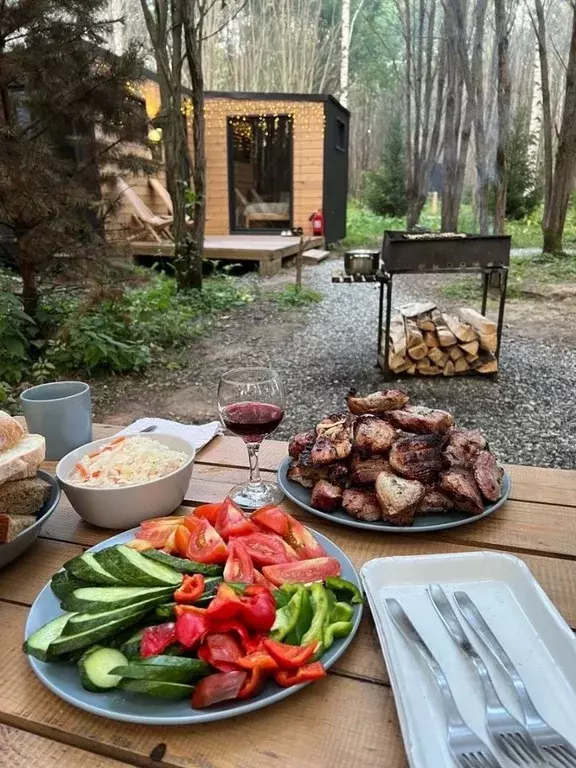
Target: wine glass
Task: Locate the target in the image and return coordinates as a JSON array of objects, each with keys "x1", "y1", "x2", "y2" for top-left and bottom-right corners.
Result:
[{"x1": 217, "y1": 367, "x2": 285, "y2": 509}]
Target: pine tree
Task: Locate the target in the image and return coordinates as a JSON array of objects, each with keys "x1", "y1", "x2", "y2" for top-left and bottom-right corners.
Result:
[
  {"x1": 364, "y1": 114, "x2": 407, "y2": 217},
  {"x1": 505, "y1": 107, "x2": 541, "y2": 221},
  {"x1": 0, "y1": 0, "x2": 154, "y2": 317}
]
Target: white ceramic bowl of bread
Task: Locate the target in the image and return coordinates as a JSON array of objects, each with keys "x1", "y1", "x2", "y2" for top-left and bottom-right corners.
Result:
[{"x1": 56, "y1": 433, "x2": 196, "y2": 529}]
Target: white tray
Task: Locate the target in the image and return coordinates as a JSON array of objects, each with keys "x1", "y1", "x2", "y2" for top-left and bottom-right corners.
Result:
[{"x1": 360, "y1": 551, "x2": 576, "y2": 768}]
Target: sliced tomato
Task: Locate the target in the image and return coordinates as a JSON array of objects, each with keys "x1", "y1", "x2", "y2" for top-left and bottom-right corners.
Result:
[
  {"x1": 253, "y1": 569, "x2": 276, "y2": 591},
  {"x1": 136, "y1": 516, "x2": 185, "y2": 549},
  {"x1": 237, "y1": 664, "x2": 266, "y2": 699},
  {"x1": 184, "y1": 516, "x2": 228, "y2": 564},
  {"x1": 174, "y1": 525, "x2": 191, "y2": 558},
  {"x1": 274, "y1": 661, "x2": 326, "y2": 687},
  {"x1": 252, "y1": 505, "x2": 326, "y2": 560},
  {"x1": 174, "y1": 573, "x2": 205, "y2": 603},
  {"x1": 191, "y1": 503, "x2": 223, "y2": 526},
  {"x1": 161, "y1": 528, "x2": 178, "y2": 554},
  {"x1": 125, "y1": 539, "x2": 154, "y2": 552},
  {"x1": 262, "y1": 556, "x2": 341, "y2": 587},
  {"x1": 262, "y1": 638, "x2": 319, "y2": 669},
  {"x1": 215, "y1": 497, "x2": 257, "y2": 540},
  {"x1": 192, "y1": 670, "x2": 247, "y2": 709},
  {"x1": 223, "y1": 539, "x2": 255, "y2": 583},
  {"x1": 239, "y1": 532, "x2": 298, "y2": 567}
]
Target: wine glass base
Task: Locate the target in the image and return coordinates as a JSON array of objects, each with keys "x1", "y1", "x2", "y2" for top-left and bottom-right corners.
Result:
[{"x1": 228, "y1": 481, "x2": 284, "y2": 510}]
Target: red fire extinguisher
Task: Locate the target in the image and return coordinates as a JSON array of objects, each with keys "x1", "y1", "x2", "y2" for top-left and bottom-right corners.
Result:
[{"x1": 310, "y1": 209, "x2": 324, "y2": 236}]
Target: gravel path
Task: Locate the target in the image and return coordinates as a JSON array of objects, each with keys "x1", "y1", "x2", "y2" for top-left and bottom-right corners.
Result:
[{"x1": 257, "y1": 258, "x2": 576, "y2": 470}]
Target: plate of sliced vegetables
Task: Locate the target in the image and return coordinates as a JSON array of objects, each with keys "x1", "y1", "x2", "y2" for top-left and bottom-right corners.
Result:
[{"x1": 23, "y1": 500, "x2": 363, "y2": 724}]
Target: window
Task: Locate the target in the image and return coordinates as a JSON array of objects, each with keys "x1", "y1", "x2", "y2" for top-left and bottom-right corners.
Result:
[{"x1": 335, "y1": 117, "x2": 346, "y2": 152}]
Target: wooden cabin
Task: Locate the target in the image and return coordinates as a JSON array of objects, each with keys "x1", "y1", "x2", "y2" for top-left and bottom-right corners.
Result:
[{"x1": 107, "y1": 83, "x2": 350, "y2": 273}]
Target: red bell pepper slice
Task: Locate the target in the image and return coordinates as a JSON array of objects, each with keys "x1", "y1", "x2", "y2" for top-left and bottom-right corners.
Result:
[
  {"x1": 174, "y1": 604, "x2": 208, "y2": 617},
  {"x1": 191, "y1": 502, "x2": 223, "y2": 526},
  {"x1": 262, "y1": 638, "x2": 320, "y2": 669},
  {"x1": 175, "y1": 611, "x2": 210, "y2": 649},
  {"x1": 236, "y1": 649, "x2": 279, "y2": 672},
  {"x1": 243, "y1": 633, "x2": 266, "y2": 654},
  {"x1": 183, "y1": 516, "x2": 228, "y2": 564},
  {"x1": 274, "y1": 661, "x2": 327, "y2": 687},
  {"x1": 223, "y1": 539, "x2": 255, "y2": 583},
  {"x1": 239, "y1": 584, "x2": 276, "y2": 632},
  {"x1": 198, "y1": 632, "x2": 244, "y2": 672},
  {"x1": 174, "y1": 573, "x2": 205, "y2": 604},
  {"x1": 140, "y1": 622, "x2": 177, "y2": 658},
  {"x1": 207, "y1": 619, "x2": 251, "y2": 650},
  {"x1": 237, "y1": 664, "x2": 266, "y2": 699},
  {"x1": 192, "y1": 670, "x2": 247, "y2": 709},
  {"x1": 206, "y1": 582, "x2": 243, "y2": 621},
  {"x1": 215, "y1": 497, "x2": 257, "y2": 540}
]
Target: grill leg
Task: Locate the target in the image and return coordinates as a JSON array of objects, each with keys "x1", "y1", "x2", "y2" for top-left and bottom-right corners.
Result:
[
  {"x1": 495, "y1": 267, "x2": 508, "y2": 360},
  {"x1": 481, "y1": 269, "x2": 489, "y2": 315},
  {"x1": 381, "y1": 275, "x2": 393, "y2": 377},
  {"x1": 377, "y1": 278, "x2": 384, "y2": 362}
]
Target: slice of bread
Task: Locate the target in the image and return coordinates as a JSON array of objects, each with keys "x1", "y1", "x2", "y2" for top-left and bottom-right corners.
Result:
[
  {"x1": 0, "y1": 514, "x2": 37, "y2": 542},
  {"x1": 0, "y1": 411, "x2": 25, "y2": 453},
  {"x1": 0, "y1": 477, "x2": 50, "y2": 516},
  {"x1": 0, "y1": 434, "x2": 46, "y2": 486},
  {"x1": 375, "y1": 470, "x2": 425, "y2": 525}
]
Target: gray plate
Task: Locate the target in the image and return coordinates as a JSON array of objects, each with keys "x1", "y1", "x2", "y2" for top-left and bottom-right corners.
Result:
[
  {"x1": 0, "y1": 470, "x2": 61, "y2": 569},
  {"x1": 25, "y1": 526, "x2": 363, "y2": 725},
  {"x1": 277, "y1": 456, "x2": 511, "y2": 533}
]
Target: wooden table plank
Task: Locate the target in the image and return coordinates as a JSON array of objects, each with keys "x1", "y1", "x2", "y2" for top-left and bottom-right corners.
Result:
[
  {"x1": 0, "y1": 602, "x2": 405, "y2": 768},
  {"x1": 0, "y1": 723, "x2": 132, "y2": 768}
]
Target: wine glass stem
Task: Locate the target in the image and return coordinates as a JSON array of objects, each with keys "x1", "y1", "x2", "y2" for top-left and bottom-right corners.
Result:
[{"x1": 246, "y1": 442, "x2": 264, "y2": 491}]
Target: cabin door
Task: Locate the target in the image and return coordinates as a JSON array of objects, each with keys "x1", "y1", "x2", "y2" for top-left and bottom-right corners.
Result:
[{"x1": 227, "y1": 115, "x2": 293, "y2": 233}]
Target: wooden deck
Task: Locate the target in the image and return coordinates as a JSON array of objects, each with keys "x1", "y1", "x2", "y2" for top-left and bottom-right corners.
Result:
[{"x1": 130, "y1": 234, "x2": 326, "y2": 275}]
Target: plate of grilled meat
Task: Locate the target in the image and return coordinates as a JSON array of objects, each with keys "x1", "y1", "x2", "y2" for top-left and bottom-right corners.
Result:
[{"x1": 278, "y1": 389, "x2": 510, "y2": 533}]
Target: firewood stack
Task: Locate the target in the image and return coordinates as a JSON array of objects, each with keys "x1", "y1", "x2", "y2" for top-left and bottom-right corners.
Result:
[{"x1": 384, "y1": 302, "x2": 498, "y2": 376}]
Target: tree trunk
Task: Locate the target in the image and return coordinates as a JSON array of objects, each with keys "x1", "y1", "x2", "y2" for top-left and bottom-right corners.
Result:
[
  {"x1": 471, "y1": 0, "x2": 489, "y2": 234},
  {"x1": 493, "y1": 0, "x2": 511, "y2": 235},
  {"x1": 16, "y1": 232, "x2": 38, "y2": 317},
  {"x1": 340, "y1": 0, "x2": 350, "y2": 108},
  {"x1": 441, "y1": 5, "x2": 458, "y2": 231},
  {"x1": 542, "y1": 4, "x2": 576, "y2": 253},
  {"x1": 534, "y1": 0, "x2": 553, "y2": 218}
]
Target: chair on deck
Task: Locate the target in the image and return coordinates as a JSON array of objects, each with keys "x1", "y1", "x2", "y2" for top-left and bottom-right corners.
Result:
[
  {"x1": 148, "y1": 178, "x2": 194, "y2": 228},
  {"x1": 114, "y1": 177, "x2": 174, "y2": 242}
]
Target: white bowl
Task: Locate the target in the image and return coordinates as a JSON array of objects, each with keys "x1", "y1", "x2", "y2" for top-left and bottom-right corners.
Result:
[{"x1": 56, "y1": 433, "x2": 195, "y2": 529}]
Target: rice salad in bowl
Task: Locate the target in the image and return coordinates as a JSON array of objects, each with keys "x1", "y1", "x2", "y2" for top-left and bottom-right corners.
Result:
[{"x1": 69, "y1": 436, "x2": 188, "y2": 488}]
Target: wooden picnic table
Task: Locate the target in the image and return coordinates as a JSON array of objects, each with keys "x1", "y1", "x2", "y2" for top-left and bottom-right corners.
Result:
[{"x1": 1, "y1": 423, "x2": 576, "y2": 768}]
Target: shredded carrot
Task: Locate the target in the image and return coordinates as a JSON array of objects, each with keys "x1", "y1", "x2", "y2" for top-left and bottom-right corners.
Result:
[
  {"x1": 109, "y1": 436, "x2": 126, "y2": 446},
  {"x1": 91, "y1": 470, "x2": 101, "y2": 478},
  {"x1": 88, "y1": 449, "x2": 102, "y2": 459},
  {"x1": 75, "y1": 463, "x2": 89, "y2": 479}
]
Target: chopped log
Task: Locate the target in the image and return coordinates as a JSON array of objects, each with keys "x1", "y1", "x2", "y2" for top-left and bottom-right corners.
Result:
[
  {"x1": 448, "y1": 345, "x2": 464, "y2": 361},
  {"x1": 416, "y1": 357, "x2": 432, "y2": 370},
  {"x1": 428, "y1": 347, "x2": 449, "y2": 367},
  {"x1": 465, "y1": 352, "x2": 479, "y2": 363},
  {"x1": 443, "y1": 314, "x2": 478, "y2": 342},
  {"x1": 404, "y1": 317, "x2": 424, "y2": 349},
  {"x1": 460, "y1": 340, "x2": 479, "y2": 356},
  {"x1": 431, "y1": 309, "x2": 457, "y2": 347},
  {"x1": 477, "y1": 358, "x2": 498, "y2": 374},
  {"x1": 405, "y1": 364, "x2": 417, "y2": 374},
  {"x1": 398, "y1": 301, "x2": 437, "y2": 318},
  {"x1": 457, "y1": 308, "x2": 497, "y2": 335},
  {"x1": 443, "y1": 360, "x2": 455, "y2": 376},
  {"x1": 390, "y1": 316, "x2": 407, "y2": 357},
  {"x1": 479, "y1": 333, "x2": 497, "y2": 353},
  {"x1": 423, "y1": 331, "x2": 440, "y2": 347},
  {"x1": 389, "y1": 353, "x2": 411, "y2": 373},
  {"x1": 417, "y1": 314, "x2": 436, "y2": 332},
  {"x1": 408, "y1": 343, "x2": 428, "y2": 361},
  {"x1": 454, "y1": 357, "x2": 470, "y2": 373},
  {"x1": 419, "y1": 363, "x2": 442, "y2": 375}
]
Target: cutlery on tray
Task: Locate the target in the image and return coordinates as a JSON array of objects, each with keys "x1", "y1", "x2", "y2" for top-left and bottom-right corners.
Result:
[
  {"x1": 428, "y1": 584, "x2": 542, "y2": 766},
  {"x1": 139, "y1": 425, "x2": 157, "y2": 433},
  {"x1": 454, "y1": 591, "x2": 576, "y2": 768},
  {"x1": 385, "y1": 597, "x2": 502, "y2": 768}
]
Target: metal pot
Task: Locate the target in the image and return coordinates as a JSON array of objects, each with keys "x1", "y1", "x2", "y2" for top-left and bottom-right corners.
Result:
[{"x1": 344, "y1": 250, "x2": 380, "y2": 276}]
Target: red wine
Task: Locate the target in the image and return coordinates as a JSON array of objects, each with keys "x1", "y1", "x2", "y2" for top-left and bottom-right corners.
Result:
[{"x1": 222, "y1": 401, "x2": 284, "y2": 442}]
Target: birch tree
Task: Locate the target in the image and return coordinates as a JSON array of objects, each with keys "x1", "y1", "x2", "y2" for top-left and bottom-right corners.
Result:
[{"x1": 493, "y1": 0, "x2": 513, "y2": 234}]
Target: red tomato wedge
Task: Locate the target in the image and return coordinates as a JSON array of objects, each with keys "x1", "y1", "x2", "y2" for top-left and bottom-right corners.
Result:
[
  {"x1": 183, "y1": 516, "x2": 228, "y2": 564},
  {"x1": 192, "y1": 671, "x2": 247, "y2": 709},
  {"x1": 174, "y1": 525, "x2": 191, "y2": 558},
  {"x1": 223, "y1": 539, "x2": 255, "y2": 583},
  {"x1": 262, "y1": 556, "x2": 341, "y2": 587},
  {"x1": 136, "y1": 516, "x2": 185, "y2": 549},
  {"x1": 191, "y1": 503, "x2": 222, "y2": 526},
  {"x1": 253, "y1": 568, "x2": 275, "y2": 591},
  {"x1": 251, "y1": 505, "x2": 327, "y2": 560},
  {"x1": 239, "y1": 532, "x2": 298, "y2": 567},
  {"x1": 215, "y1": 497, "x2": 257, "y2": 540}
]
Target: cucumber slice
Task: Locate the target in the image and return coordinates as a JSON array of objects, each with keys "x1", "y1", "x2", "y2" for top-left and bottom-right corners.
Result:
[
  {"x1": 63, "y1": 597, "x2": 163, "y2": 636},
  {"x1": 23, "y1": 613, "x2": 76, "y2": 662},
  {"x1": 51, "y1": 570, "x2": 89, "y2": 600},
  {"x1": 143, "y1": 549, "x2": 223, "y2": 577},
  {"x1": 119, "y1": 628, "x2": 145, "y2": 659},
  {"x1": 153, "y1": 602, "x2": 176, "y2": 619},
  {"x1": 79, "y1": 646, "x2": 129, "y2": 692},
  {"x1": 119, "y1": 679, "x2": 195, "y2": 700},
  {"x1": 64, "y1": 552, "x2": 120, "y2": 585},
  {"x1": 62, "y1": 585, "x2": 175, "y2": 613},
  {"x1": 111, "y1": 656, "x2": 210, "y2": 683},
  {"x1": 96, "y1": 546, "x2": 182, "y2": 587},
  {"x1": 48, "y1": 609, "x2": 146, "y2": 656}
]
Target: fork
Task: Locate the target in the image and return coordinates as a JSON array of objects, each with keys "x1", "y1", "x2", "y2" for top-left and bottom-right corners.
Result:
[
  {"x1": 455, "y1": 591, "x2": 576, "y2": 768},
  {"x1": 429, "y1": 585, "x2": 542, "y2": 766},
  {"x1": 385, "y1": 598, "x2": 502, "y2": 768}
]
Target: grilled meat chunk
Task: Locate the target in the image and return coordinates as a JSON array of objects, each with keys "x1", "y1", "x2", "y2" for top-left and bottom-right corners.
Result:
[
  {"x1": 474, "y1": 450, "x2": 503, "y2": 502},
  {"x1": 417, "y1": 487, "x2": 454, "y2": 515},
  {"x1": 439, "y1": 468, "x2": 484, "y2": 516},
  {"x1": 349, "y1": 455, "x2": 392, "y2": 486},
  {"x1": 309, "y1": 413, "x2": 353, "y2": 465},
  {"x1": 288, "y1": 430, "x2": 316, "y2": 458},
  {"x1": 346, "y1": 389, "x2": 409, "y2": 415},
  {"x1": 386, "y1": 406, "x2": 454, "y2": 435},
  {"x1": 375, "y1": 471, "x2": 425, "y2": 526},
  {"x1": 353, "y1": 415, "x2": 396, "y2": 456},
  {"x1": 311, "y1": 480, "x2": 343, "y2": 512},
  {"x1": 342, "y1": 488, "x2": 382, "y2": 522},
  {"x1": 287, "y1": 458, "x2": 348, "y2": 489},
  {"x1": 444, "y1": 428, "x2": 487, "y2": 469},
  {"x1": 388, "y1": 434, "x2": 444, "y2": 483}
]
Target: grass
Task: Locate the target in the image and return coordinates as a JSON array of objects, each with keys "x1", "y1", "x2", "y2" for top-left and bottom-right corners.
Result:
[{"x1": 271, "y1": 284, "x2": 323, "y2": 309}]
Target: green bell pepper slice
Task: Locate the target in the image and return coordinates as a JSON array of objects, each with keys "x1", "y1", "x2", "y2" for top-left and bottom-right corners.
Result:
[
  {"x1": 270, "y1": 589, "x2": 304, "y2": 641},
  {"x1": 331, "y1": 601, "x2": 354, "y2": 623},
  {"x1": 272, "y1": 589, "x2": 293, "y2": 609},
  {"x1": 325, "y1": 577, "x2": 363, "y2": 605},
  {"x1": 285, "y1": 586, "x2": 313, "y2": 645},
  {"x1": 324, "y1": 620, "x2": 354, "y2": 651},
  {"x1": 301, "y1": 582, "x2": 329, "y2": 655}
]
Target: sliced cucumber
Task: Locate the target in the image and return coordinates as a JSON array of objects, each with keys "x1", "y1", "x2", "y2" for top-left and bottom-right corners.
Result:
[
  {"x1": 48, "y1": 609, "x2": 146, "y2": 656},
  {"x1": 79, "y1": 646, "x2": 129, "y2": 692},
  {"x1": 96, "y1": 546, "x2": 182, "y2": 587},
  {"x1": 62, "y1": 585, "x2": 175, "y2": 613},
  {"x1": 23, "y1": 613, "x2": 76, "y2": 662},
  {"x1": 63, "y1": 597, "x2": 163, "y2": 636},
  {"x1": 119, "y1": 628, "x2": 145, "y2": 659},
  {"x1": 51, "y1": 570, "x2": 90, "y2": 600},
  {"x1": 153, "y1": 602, "x2": 176, "y2": 619},
  {"x1": 111, "y1": 656, "x2": 210, "y2": 683},
  {"x1": 143, "y1": 549, "x2": 223, "y2": 576},
  {"x1": 119, "y1": 679, "x2": 195, "y2": 700},
  {"x1": 64, "y1": 552, "x2": 120, "y2": 585}
]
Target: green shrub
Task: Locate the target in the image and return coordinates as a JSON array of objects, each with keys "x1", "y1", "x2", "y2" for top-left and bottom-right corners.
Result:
[
  {"x1": 272, "y1": 285, "x2": 323, "y2": 309},
  {"x1": 364, "y1": 114, "x2": 407, "y2": 217},
  {"x1": 0, "y1": 276, "x2": 36, "y2": 384},
  {"x1": 506, "y1": 108, "x2": 541, "y2": 220}
]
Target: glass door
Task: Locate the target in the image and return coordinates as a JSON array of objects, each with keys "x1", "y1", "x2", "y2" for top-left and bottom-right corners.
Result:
[{"x1": 228, "y1": 115, "x2": 293, "y2": 233}]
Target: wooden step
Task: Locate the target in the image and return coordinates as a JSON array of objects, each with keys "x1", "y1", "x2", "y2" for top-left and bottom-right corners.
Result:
[{"x1": 303, "y1": 248, "x2": 330, "y2": 265}]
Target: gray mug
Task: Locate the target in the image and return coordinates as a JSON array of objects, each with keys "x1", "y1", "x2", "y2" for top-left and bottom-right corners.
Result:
[{"x1": 20, "y1": 381, "x2": 92, "y2": 461}]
